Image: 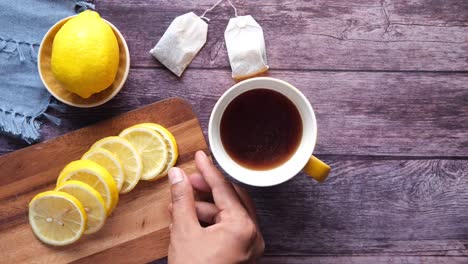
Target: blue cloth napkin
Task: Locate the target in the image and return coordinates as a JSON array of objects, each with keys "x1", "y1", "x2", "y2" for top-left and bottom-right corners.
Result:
[{"x1": 0, "y1": 0, "x2": 94, "y2": 143}]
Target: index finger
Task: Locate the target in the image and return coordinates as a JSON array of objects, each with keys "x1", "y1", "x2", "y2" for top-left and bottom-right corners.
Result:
[{"x1": 195, "y1": 151, "x2": 244, "y2": 211}]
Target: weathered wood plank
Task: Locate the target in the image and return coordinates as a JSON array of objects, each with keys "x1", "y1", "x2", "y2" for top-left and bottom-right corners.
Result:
[
  {"x1": 1, "y1": 0, "x2": 467, "y2": 261},
  {"x1": 259, "y1": 256, "x2": 468, "y2": 263},
  {"x1": 97, "y1": 0, "x2": 468, "y2": 71},
  {"x1": 248, "y1": 157, "x2": 468, "y2": 255},
  {"x1": 134, "y1": 70, "x2": 468, "y2": 157},
  {"x1": 3, "y1": 100, "x2": 467, "y2": 256},
  {"x1": 152, "y1": 255, "x2": 468, "y2": 264},
  {"x1": 104, "y1": 157, "x2": 468, "y2": 258},
  {"x1": 3, "y1": 69, "x2": 465, "y2": 157}
]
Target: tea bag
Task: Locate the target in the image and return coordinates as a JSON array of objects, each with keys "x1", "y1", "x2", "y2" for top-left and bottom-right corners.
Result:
[
  {"x1": 149, "y1": 12, "x2": 208, "y2": 77},
  {"x1": 225, "y1": 14, "x2": 269, "y2": 80}
]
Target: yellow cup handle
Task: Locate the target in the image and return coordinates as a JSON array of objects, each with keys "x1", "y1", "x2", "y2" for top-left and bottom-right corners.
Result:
[{"x1": 303, "y1": 155, "x2": 331, "y2": 182}]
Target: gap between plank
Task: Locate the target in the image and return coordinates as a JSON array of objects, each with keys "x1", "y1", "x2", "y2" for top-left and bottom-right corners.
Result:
[
  {"x1": 130, "y1": 65, "x2": 468, "y2": 74},
  {"x1": 315, "y1": 154, "x2": 468, "y2": 160}
]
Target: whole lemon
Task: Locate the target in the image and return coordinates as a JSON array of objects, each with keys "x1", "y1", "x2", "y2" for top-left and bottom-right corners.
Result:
[{"x1": 51, "y1": 11, "x2": 119, "y2": 99}]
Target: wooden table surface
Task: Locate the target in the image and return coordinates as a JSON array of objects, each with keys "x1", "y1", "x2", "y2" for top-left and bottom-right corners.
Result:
[{"x1": 1, "y1": 0, "x2": 468, "y2": 263}]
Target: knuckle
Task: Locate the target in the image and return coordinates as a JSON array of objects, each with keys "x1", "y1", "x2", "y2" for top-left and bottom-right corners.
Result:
[
  {"x1": 214, "y1": 209, "x2": 230, "y2": 223},
  {"x1": 171, "y1": 189, "x2": 188, "y2": 203},
  {"x1": 245, "y1": 219, "x2": 257, "y2": 237},
  {"x1": 236, "y1": 218, "x2": 257, "y2": 242}
]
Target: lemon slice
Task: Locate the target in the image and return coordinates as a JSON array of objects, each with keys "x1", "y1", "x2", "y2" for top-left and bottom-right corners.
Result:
[
  {"x1": 29, "y1": 190, "x2": 87, "y2": 246},
  {"x1": 82, "y1": 148, "x2": 124, "y2": 192},
  {"x1": 57, "y1": 160, "x2": 119, "y2": 215},
  {"x1": 132, "y1": 123, "x2": 178, "y2": 178},
  {"x1": 119, "y1": 127, "x2": 168, "y2": 181},
  {"x1": 56, "y1": 181, "x2": 107, "y2": 235},
  {"x1": 91, "y1": 136, "x2": 143, "y2": 194}
]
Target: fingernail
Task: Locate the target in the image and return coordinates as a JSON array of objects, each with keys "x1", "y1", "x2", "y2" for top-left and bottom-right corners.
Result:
[
  {"x1": 198, "y1": 150, "x2": 207, "y2": 158},
  {"x1": 168, "y1": 168, "x2": 184, "y2": 184}
]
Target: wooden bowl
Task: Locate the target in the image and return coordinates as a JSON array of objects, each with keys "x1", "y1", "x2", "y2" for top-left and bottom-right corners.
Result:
[{"x1": 38, "y1": 16, "x2": 130, "y2": 108}]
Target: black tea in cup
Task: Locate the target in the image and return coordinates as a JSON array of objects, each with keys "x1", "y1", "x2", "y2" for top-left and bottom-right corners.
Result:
[{"x1": 220, "y1": 89, "x2": 303, "y2": 171}]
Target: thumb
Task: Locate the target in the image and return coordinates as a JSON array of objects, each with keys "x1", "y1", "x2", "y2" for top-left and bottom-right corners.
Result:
[{"x1": 168, "y1": 167, "x2": 199, "y2": 231}]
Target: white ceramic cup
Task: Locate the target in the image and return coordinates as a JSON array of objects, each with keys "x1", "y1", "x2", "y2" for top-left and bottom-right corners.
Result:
[{"x1": 208, "y1": 77, "x2": 330, "y2": 187}]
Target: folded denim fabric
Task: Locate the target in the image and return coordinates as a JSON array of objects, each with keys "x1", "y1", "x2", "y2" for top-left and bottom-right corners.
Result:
[{"x1": 0, "y1": 0, "x2": 94, "y2": 143}]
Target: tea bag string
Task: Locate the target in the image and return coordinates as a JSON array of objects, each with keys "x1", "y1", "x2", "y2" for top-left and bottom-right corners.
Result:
[{"x1": 200, "y1": 0, "x2": 238, "y2": 22}]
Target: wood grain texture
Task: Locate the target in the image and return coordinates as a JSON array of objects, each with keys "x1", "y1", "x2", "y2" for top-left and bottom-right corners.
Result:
[
  {"x1": 97, "y1": 0, "x2": 468, "y2": 71},
  {"x1": 1, "y1": 0, "x2": 468, "y2": 262},
  {"x1": 120, "y1": 69, "x2": 468, "y2": 157},
  {"x1": 259, "y1": 256, "x2": 468, "y2": 264},
  {"x1": 4, "y1": 69, "x2": 466, "y2": 157},
  {"x1": 152, "y1": 255, "x2": 468, "y2": 263},
  {"x1": 0, "y1": 98, "x2": 207, "y2": 263},
  {"x1": 246, "y1": 157, "x2": 468, "y2": 256}
]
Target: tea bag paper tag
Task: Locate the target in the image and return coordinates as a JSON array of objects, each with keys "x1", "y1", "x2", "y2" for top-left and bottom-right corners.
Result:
[
  {"x1": 225, "y1": 15, "x2": 269, "y2": 80},
  {"x1": 150, "y1": 12, "x2": 208, "y2": 77}
]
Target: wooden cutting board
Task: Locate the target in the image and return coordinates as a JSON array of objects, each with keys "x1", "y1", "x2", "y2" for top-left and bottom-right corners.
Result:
[{"x1": 0, "y1": 98, "x2": 208, "y2": 263}]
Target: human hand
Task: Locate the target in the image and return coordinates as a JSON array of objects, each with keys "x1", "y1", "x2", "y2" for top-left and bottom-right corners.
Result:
[{"x1": 167, "y1": 150, "x2": 264, "y2": 264}]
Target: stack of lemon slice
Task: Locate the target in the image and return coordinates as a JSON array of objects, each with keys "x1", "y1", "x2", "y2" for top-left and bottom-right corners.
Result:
[{"x1": 28, "y1": 123, "x2": 178, "y2": 246}]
